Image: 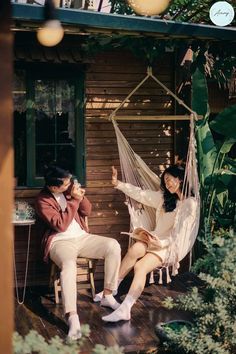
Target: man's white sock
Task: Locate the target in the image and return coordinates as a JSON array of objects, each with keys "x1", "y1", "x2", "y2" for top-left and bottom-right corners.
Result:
[
  {"x1": 93, "y1": 278, "x2": 123, "y2": 302},
  {"x1": 67, "y1": 314, "x2": 81, "y2": 340},
  {"x1": 93, "y1": 290, "x2": 104, "y2": 302},
  {"x1": 101, "y1": 294, "x2": 120, "y2": 310},
  {"x1": 102, "y1": 294, "x2": 135, "y2": 322}
]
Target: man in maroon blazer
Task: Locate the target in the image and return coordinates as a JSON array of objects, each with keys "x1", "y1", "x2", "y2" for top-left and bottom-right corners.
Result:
[{"x1": 35, "y1": 165, "x2": 121, "y2": 340}]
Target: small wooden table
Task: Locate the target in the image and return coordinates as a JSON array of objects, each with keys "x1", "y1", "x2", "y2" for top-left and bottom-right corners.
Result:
[{"x1": 13, "y1": 219, "x2": 35, "y2": 304}]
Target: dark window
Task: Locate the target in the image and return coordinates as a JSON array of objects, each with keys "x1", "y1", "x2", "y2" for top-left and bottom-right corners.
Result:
[{"x1": 13, "y1": 67, "x2": 85, "y2": 187}]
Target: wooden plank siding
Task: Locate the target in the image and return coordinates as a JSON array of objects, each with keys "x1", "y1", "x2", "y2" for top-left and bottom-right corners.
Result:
[{"x1": 14, "y1": 50, "x2": 180, "y2": 288}]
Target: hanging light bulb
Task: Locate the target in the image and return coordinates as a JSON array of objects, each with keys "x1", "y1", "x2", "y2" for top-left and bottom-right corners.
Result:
[
  {"x1": 126, "y1": 0, "x2": 170, "y2": 16},
  {"x1": 37, "y1": 0, "x2": 64, "y2": 47},
  {"x1": 37, "y1": 20, "x2": 64, "y2": 47}
]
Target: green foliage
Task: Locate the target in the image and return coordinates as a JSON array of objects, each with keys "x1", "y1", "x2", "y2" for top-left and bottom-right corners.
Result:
[
  {"x1": 81, "y1": 34, "x2": 168, "y2": 65},
  {"x1": 13, "y1": 325, "x2": 124, "y2": 354},
  {"x1": 109, "y1": 0, "x2": 236, "y2": 25},
  {"x1": 167, "y1": 0, "x2": 236, "y2": 25},
  {"x1": 107, "y1": 1, "x2": 236, "y2": 86},
  {"x1": 192, "y1": 65, "x2": 209, "y2": 118},
  {"x1": 167, "y1": 0, "x2": 213, "y2": 23},
  {"x1": 109, "y1": 0, "x2": 133, "y2": 15},
  {"x1": 162, "y1": 229, "x2": 236, "y2": 354},
  {"x1": 210, "y1": 105, "x2": 236, "y2": 140},
  {"x1": 192, "y1": 60, "x2": 236, "y2": 233}
]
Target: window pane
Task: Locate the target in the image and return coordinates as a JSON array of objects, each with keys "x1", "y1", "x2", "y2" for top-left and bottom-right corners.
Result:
[
  {"x1": 56, "y1": 145, "x2": 76, "y2": 175},
  {"x1": 12, "y1": 71, "x2": 81, "y2": 187},
  {"x1": 35, "y1": 79, "x2": 76, "y2": 178},
  {"x1": 35, "y1": 80, "x2": 54, "y2": 112},
  {"x1": 36, "y1": 111, "x2": 56, "y2": 144},
  {"x1": 36, "y1": 144, "x2": 76, "y2": 177},
  {"x1": 36, "y1": 145, "x2": 55, "y2": 177},
  {"x1": 13, "y1": 70, "x2": 26, "y2": 113},
  {"x1": 56, "y1": 112, "x2": 75, "y2": 143},
  {"x1": 56, "y1": 80, "x2": 75, "y2": 113},
  {"x1": 14, "y1": 112, "x2": 27, "y2": 186},
  {"x1": 13, "y1": 70, "x2": 27, "y2": 186}
]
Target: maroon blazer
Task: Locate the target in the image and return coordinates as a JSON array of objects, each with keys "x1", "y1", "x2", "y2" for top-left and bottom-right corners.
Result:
[{"x1": 35, "y1": 187, "x2": 92, "y2": 262}]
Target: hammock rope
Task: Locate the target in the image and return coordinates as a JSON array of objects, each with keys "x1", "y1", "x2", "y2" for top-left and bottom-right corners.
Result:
[
  {"x1": 109, "y1": 67, "x2": 198, "y2": 121},
  {"x1": 109, "y1": 67, "x2": 200, "y2": 284}
]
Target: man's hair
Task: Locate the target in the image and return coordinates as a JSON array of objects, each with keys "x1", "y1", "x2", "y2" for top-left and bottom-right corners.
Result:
[{"x1": 44, "y1": 165, "x2": 71, "y2": 187}]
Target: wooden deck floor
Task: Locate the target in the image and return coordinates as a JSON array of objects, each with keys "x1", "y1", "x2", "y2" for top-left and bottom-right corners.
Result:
[{"x1": 15, "y1": 272, "x2": 202, "y2": 353}]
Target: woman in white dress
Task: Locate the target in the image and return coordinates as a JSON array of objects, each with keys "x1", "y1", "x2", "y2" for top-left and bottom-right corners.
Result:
[{"x1": 101, "y1": 164, "x2": 196, "y2": 322}]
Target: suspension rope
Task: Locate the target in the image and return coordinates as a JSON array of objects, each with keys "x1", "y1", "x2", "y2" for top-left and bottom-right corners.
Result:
[{"x1": 109, "y1": 66, "x2": 198, "y2": 121}]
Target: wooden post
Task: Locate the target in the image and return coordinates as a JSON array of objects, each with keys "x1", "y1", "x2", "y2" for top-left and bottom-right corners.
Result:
[{"x1": 0, "y1": 1, "x2": 14, "y2": 353}]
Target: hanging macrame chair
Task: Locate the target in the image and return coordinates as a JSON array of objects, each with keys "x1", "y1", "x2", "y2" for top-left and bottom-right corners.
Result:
[{"x1": 109, "y1": 67, "x2": 201, "y2": 284}]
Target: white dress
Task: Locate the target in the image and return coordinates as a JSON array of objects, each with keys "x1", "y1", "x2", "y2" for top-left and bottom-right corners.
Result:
[{"x1": 116, "y1": 181, "x2": 197, "y2": 265}]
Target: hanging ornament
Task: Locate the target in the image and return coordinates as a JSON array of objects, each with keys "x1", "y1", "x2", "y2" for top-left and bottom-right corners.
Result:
[{"x1": 126, "y1": 0, "x2": 170, "y2": 16}]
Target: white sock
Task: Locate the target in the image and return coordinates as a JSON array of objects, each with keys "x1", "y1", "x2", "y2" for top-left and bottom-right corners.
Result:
[
  {"x1": 102, "y1": 294, "x2": 135, "y2": 322},
  {"x1": 101, "y1": 294, "x2": 120, "y2": 310},
  {"x1": 93, "y1": 278, "x2": 123, "y2": 302},
  {"x1": 93, "y1": 290, "x2": 104, "y2": 302},
  {"x1": 67, "y1": 314, "x2": 81, "y2": 340}
]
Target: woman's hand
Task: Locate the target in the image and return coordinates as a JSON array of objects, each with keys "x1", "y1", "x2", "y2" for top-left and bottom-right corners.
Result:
[{"x1": 111, "y1": 166, "x2": 118, "y2": 186}]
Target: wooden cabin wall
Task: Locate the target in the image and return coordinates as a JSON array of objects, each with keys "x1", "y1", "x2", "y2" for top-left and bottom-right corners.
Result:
[{"x1": 13, "y1": 49, "x2": 178, "y2": 287}]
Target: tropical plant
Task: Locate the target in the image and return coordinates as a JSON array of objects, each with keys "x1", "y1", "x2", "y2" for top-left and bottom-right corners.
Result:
[
  {"x1": 161, "y1": 228, "x2": 236, "y2": 354},
  {"x1": 192, "y1": 58, "x2": 236, "y2": 235}
]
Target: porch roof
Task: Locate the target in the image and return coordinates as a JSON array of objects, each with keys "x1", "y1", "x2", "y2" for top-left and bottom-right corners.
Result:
[{"x1": 12, "y1": 3, "x2": 236, "y2": 42}]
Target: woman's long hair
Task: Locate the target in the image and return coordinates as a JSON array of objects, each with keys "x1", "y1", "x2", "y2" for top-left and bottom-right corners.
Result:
[{"x1": 160, "y1": 165, "x2": 185, "y2": 212}]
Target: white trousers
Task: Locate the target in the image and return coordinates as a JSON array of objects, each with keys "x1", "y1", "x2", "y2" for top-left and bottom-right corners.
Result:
[{"x1": 49, "y1": 233, "x2": 121, "y2": 313}]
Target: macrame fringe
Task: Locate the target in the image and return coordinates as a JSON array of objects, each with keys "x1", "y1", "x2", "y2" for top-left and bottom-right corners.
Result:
[
  {"x1": 166, "y1": 267, "x2": 171, "y2": 283},
  {"x1": 149, "y1": 271, "x2": 154, "y2": 284},
  {"x1": 158, "y1": 268, "x2": 163, "y2": 284},
  {"x1": 149, "y1": 266, "x2": 175, "y2": 285}
]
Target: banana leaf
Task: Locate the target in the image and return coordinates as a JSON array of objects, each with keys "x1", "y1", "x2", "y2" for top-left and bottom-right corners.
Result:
[
  {"x1": 192, "y1": 66, "x2": 218, "y2": 187},
  {"x1": 216, "y1": 138, "x2": 236, "y2": 154},
  {"x1": 218, "y1": 170, "x2": 236, "y2": 202},
  {"x1": 192, "y1": 67, "x2": 209, "y2": 118},
  {"x1": 210, "y1": 105, "x2": 236, "y2": 139},
  {"x1": 216, "y1": 189, "x2": 228, "y2": 208}
]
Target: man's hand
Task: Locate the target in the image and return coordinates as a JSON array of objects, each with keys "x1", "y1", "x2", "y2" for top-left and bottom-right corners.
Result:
[
  {"x1": 71, "y1": 183, "x2": 85, "y2": 200},
  {"x1": 111, "y1": 166, "x2": 118, "y2": 186}
]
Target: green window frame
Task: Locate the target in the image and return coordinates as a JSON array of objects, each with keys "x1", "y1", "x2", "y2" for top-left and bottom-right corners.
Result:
[{"x1": 14, "y1": 64, "x2": 86, "y2": 188}]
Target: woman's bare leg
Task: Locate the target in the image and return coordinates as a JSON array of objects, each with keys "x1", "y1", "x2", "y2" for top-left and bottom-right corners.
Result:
[
  {"x1": 94, "y1": 241, "x2": 147, "y2": 303},
  {"x1": 128, "y1": 253, "x2": 162, "y2": 299},
  {"x1": 102, "y1": 253, "x2": 162, "y2": 322},
  {"x1": 119, "y1": 241, "x2": 147, "y2": 279}
]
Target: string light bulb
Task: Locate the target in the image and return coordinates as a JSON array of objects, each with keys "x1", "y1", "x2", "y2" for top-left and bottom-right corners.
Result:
[
  {"x1": 37, "y1": 0, "x2": 64, "y2": 47},
  {"x1": 37, "y1": 20, "x2": 64, "y2": 47},
  {"x1": 126, "y1": 0, "x2": 170, "y2": 16}
]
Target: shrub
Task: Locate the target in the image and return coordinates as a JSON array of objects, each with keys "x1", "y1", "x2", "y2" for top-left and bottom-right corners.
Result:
[
  {"x1": 162, "y1": 229, "x2": 236, "y2": 354},
  {"x1": 13, "y1": 325, "x2": 123, "y2": 354}
]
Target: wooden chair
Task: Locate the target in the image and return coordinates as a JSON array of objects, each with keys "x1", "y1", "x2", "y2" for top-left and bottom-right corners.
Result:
[
  {"x1": 49, "y1": 216, "x2": 97, "y2": 304},
  {"x1": 49, "y1": 257, "x2": 97, "y2": 304}
]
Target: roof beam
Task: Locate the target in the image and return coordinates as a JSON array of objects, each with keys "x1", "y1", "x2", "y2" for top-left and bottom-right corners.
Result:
[{"x1": 12, "y1": 4, "x2": 236, "y2": 42}]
